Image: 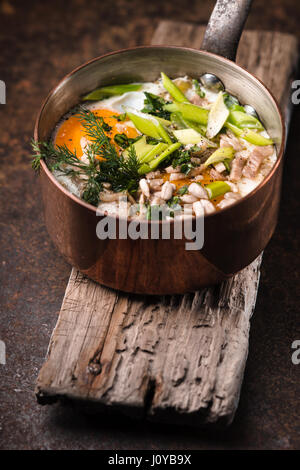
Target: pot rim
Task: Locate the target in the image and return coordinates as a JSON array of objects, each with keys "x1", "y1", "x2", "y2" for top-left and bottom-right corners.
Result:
[{"x1": 34, "y1": 45, "x2": 286, "y2": 221}]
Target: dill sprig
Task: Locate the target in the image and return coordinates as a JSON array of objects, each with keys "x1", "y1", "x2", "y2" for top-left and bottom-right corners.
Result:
[
  {"x1": 31, "y1": 139, "x2": 103, "y2": 205},
  {"x1": 77, "y1": 107, "x2": 118, "y2": 159},
  {"x1": 77, "y1": 108, "x2": 140, "y2": 192}
]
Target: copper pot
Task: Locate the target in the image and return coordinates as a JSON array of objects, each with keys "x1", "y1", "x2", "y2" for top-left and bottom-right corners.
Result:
[{"x1": 35, "y1": 0, "x2": 285, "y2": 294}]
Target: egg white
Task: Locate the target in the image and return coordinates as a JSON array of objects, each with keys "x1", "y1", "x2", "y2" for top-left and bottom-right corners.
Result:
[{"x1": 87, "y1": 82, "x2": 164, "y2": 113}]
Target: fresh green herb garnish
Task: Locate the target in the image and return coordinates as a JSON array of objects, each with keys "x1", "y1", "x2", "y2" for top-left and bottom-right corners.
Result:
[
  {"x1": 168, "y1": 196, "x2": 181, "y2": 206},
  {"x1": 114, "y1": 133, "x2": 141, "y2": 150},
  {"x1": 180, "y1": 163, "x2": 194, "y2": 175},
  {"x1": 166, "y1": 196, "x2": 181, "y2": 218},
  {"x1": 112, "y1": 113, "x2": 127, "y2": 122},
  {"x1": 82, "y1": 84, "x2": 142, "y2": 101},
  {"x1": 31, "y1": 109, "x2": 142, "y2": 205},
  {"x1": 177, "y1": 185, "x2": 188, "y2": 195},
  {"x1": 145, "y1": 136, "x2": 161, "y2": 145},
  {"x1": 223, "y1": 159, "x2": 231, "y2": 173},
  {"x1": 193, "y1": 79, "x2": 205, "y2": 98},
  {"x1": 31, "y1": 139, "x2": 103, "y2": 206},
  {"x1": 142, "y1": 92, "x2": 171, "y2": 120},
  {"x1": 170, "y1": 148, "x2": 193, "y2": 170}
]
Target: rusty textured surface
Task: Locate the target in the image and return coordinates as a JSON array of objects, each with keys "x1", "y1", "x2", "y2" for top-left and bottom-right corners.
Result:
[{"x1": 0, "y1": 0, "x2": 299, "y2": 450}]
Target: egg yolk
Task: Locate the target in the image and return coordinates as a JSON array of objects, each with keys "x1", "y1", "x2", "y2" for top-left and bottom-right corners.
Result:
[{"x1": 54, "y1": 108, "x2": 139, "y2": 158}]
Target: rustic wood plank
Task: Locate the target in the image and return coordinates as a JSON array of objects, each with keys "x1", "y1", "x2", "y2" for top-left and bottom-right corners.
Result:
[{"x1": 36, "y1": 24, "x2": 298, "y2": 426}]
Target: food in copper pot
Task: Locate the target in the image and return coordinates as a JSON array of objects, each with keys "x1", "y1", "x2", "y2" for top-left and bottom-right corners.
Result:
[{"x1": 32, "y1": 72, "x2": 276, "y2": 219}]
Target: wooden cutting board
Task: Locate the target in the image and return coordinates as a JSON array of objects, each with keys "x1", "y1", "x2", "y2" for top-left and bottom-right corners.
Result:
[{"x1": 36, "y1": 22, "x2": 298, "y2": 427}]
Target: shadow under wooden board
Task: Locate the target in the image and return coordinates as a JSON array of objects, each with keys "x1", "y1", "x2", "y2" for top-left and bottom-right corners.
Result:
[{"x1": 36, "y1": 22, "x2": 298, "y2": 427}]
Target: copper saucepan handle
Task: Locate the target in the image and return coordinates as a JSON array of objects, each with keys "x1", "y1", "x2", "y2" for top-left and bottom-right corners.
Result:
[{"x1": 202, "y1": 0, "x2": 253, "y2": 61}]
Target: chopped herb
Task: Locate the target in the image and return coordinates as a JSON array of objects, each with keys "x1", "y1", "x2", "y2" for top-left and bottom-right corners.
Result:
[
  {"x1": 112, "y1": 113, "x2": 127, "y2": 122},
  {"x1": 142, "y1": 92, "x2": 171, "y2": 120},
  {"x1": 171, "y1": 149, "x2": 191, "y2": 168},
  {"x1": 146, "y1": 204, "x2": 164, "y2": 220},
  {"x1": 145, "y1": 136, "x2": 161, "y2": 145},
  {"x1": 223, "y1": 159, "x2": 231, "y2": 173},
  {"x1": 167, "y1": 196, "x2": 181, "y2": 218},
  {"x1": 177, "y1": 185, "x2": 188, "y2": 195},
  {"x1": 180, "y1": 162, "x2": 194, "y2": 175},
  {"x1": 31, "y1": 139, "x2": 103, "y2": 205},
  {"x1": 102, "y1": 121, "x2": 112, "y2": 132},
  {"x1": 82, "y1": 83, "x2": 142, "y2": 101},
  {"x1": 114, "y1": 133, "x2": 141, "y2": 150}
]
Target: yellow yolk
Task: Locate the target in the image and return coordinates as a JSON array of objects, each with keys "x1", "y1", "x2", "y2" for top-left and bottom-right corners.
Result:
[{"x1": 54, "y1": 109, "x2": 139, "y2": 158}]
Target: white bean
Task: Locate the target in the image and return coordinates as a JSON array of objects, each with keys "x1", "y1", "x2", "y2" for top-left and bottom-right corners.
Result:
[
  {"x1": 165, "y1": 165, "x2": 181, "y2": 173},
  {"x1": 160, "y1": 181, "x2": 174, "y2": 200},
  {"x1": 192, "y1": 201, "x2": 205, "y2": 217},
  {"x1": 188, "y1": 182, "x2": 208, "y2": 199},
  {"x1": 180, "y1": 194, "x2": 198, "y2": 204},
  {"x1": 149, "y1": 179, "x2": 164, "y2": 190},
  {"x1": 169, "y1": 173, "x2": 186, "y2": 181},
  {"x1": 199, "y1": 199, "x2": 216, "y2": 214},
  {"x1": 99, "y1": 191, "x2": 125, "y2": 202}
]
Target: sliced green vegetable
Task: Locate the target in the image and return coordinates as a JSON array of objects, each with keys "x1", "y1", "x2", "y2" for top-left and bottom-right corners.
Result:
[
  {"x1": 127, "y1": 112, "x2": 161, "y2": 140},
  {"x1": 138, "y1": 142, "x2": 182, "y2": 174},
  {"x1": 223, "y1": 93, "x2": 240, "y2": 109},
  {"x1": 161, "y1": 72, "x2": 187, "y2": 103},
  {"x1": 228, "y1": 110, "x2": 264, "y2": 130},
  {"x1": 139, "y1": 142, "x2": 168, "y2": 163},
  {"x1": 203, "y1": 147, "x2": 235, "y2": 168},
  {"x1": 82, "y1": 84, "x2": 142, "y2": 101},
  {"x1": 155, "y1": 116, "x2": 172, "y2": 126},
  {"x1": 171, "y1": 111, "x2": 207, "y2": 135},
  {"x1": 242, "y1": 129, "x2": 273, "y2": 146},
  {"x1": 170, "y1": 112, "x2": 188, "y2": 129},
  {"x1": 205, "y1": 181, "x2": 231, "y2": 199},
  {"x1": 173, "y1": 128, "x2": 204, "y2": 145},
  {"x1": 127, "y1": 112, "x2": 172, "y2": 144},
  {"x1": 230, "y1": 104, "x2": 246, "y2": 113},
  {"x1": 164, "y1": 102, "x2": 208, "y2": 125},
  {"x1": 225, "y1": 122, "x2": 273, "y2": 146},
  {"x1": 157, "y1": 122, "x2": 172, "y2": 144},
  {"x1": 224, "y1": 122, "x2": 243, "y2": 136},
  {"x1": 114, "y1": 133, "x2": 141, "y2": 150},
  {"x1": 206, "y1": 91, "x2": 229, "y2": 139},
  {"x1": 183, "y1": 119, "x2": 207, "y2": 136}
]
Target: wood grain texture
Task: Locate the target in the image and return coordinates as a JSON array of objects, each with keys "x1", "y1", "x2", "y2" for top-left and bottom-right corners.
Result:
[{"x1": 36, "y1": 23, "x2": 298, "y2": 426}]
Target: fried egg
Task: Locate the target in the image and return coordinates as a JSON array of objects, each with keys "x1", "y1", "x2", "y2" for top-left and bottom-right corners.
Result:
[{"x1": 53, "y1": 82, "x2": 163, "y2": 158}]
